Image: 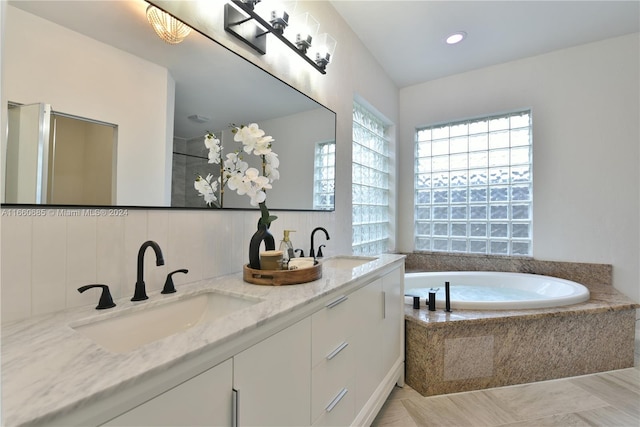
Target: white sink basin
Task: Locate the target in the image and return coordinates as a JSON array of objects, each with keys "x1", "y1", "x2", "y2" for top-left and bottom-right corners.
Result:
[
  {"x1": 322, "y1": 256, "x2": 378, "y2": 269},
  {"x1": 72, "y1": 291, "x2": 261, "y2": 353}
]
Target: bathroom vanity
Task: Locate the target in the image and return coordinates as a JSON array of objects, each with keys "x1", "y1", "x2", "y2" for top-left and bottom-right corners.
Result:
[{"x1": 1, "y1": 254, "x2": 405, "y2": 426}]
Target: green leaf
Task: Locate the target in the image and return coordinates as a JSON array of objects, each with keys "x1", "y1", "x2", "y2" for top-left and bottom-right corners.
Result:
[{"x1": 258, "y1": 202, "x2": 277, "y2": 227}]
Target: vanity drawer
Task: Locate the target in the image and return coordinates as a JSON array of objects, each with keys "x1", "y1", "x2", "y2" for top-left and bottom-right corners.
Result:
[
  {"x1": 311, "y1": 341, "x2": 355, "y2": 424},
  {"x1": 311, "y1": 293, "x2": 355, "y2": 367},
  {"x1": 312, "y1": 381, "x2": 355, "y2": 427}
]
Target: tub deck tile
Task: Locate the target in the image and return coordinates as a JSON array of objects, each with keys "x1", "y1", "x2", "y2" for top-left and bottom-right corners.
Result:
[{"x1": 404, "y1": 281, "x2": 638, "y2": 396}]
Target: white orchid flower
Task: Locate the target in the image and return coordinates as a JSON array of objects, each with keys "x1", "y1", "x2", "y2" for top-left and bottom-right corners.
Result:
[
  {"x1": 227, "y1": 171, "x2": 247, "y2": 192},
  {"x1": 248, "y1": 189, "x2": 266, "y2": 206},
  {"x1": 265, "y1": 151, "x2": 279, "y2": 168},
  {"x1": 234, "y1": 123, "x2": 274, "y2": 156},
  {"x1": 204, "y1": 133, "x2": 221, "y2": 164},
  {"x1": 194, "y1": 174, "x2": 218, "y2": 205},
  {"x1": 196, "y1": 124, "x2": 278, "y2": 214},
  {"x1": 252, "y1": 136, "x2": 274, "y2": 156},
  {"x1": 222, "y1": 152, "x2": 248, "y2": 187},
  {"x1": 234, "y1": 123, "x2": 265, "y2": 144},
  {"x1": 244, "y1": 167, "x2": 260, "y2": 181},
  {"x1": 264, "y1": 152, "x2": 280, "y2": 182}
]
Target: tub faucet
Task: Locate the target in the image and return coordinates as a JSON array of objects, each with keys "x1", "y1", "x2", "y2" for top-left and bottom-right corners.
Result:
[
  {"x1": 132, "y1": 240, "x2": 165, "y2": 301},
  {"x1": 310, "y1": 227, "x2": 330, "y2": 259}
]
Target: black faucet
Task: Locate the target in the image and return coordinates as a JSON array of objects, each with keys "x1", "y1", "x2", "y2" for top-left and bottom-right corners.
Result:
[
  {"x1": 132, "y1": 240, "x2": 165, "y2": 301},
  {"x1": 310, "y1": 227, "x2": 330, "y2": 259},
  {"x1": 78, "y1": 284, "x2": 116, "y2": 310},
  {"x1": 162, "y1": 269, "x2": 188, "y2": 294}
]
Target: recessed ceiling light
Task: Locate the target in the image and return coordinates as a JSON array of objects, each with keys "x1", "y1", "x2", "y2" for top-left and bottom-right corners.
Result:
[{"x1": 446, "y1": 31, "x2": 467, "y2": 45}]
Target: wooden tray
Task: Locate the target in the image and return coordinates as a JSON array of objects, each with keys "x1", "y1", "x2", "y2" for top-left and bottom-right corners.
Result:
[{"x1": 243, "y1": 263, "x2": 322, "y2": 286}]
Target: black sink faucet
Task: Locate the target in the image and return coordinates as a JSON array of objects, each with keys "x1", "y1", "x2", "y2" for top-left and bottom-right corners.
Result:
[
  {"x1": 310, "y1": 227, "x2": 330, "y2": 259},
  {"x1": 132, "y1": 240, "x2": 165, "y2": 301}
]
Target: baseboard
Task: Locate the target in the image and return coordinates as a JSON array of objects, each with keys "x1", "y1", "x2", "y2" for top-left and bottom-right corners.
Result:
[{"x1": 352, "y1": 359, "x2": 404, "y2": 427}]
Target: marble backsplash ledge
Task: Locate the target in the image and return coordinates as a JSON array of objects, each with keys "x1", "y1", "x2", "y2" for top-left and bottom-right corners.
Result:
[{"x1": 402, "y1": 252, "x2": 612, "y2": 288}]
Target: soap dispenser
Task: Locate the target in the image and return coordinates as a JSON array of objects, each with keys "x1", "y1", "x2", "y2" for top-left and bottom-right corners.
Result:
[{"x1": 279, "y1": 230, "x2": 296, "y2": 266}]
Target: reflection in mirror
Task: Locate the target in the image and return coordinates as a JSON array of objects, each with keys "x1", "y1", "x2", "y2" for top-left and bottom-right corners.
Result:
[
  {"x1": 6, "y1": 102, "x2": 118, "y2": 205},
  {"x1": 3, "y1": 0, "x2": 336, "y2": 211}
]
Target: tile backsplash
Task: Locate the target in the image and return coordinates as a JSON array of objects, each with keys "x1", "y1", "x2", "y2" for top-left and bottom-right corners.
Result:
[{"x1": 1, "y1": 208, "x2": 335, "y2": 323}]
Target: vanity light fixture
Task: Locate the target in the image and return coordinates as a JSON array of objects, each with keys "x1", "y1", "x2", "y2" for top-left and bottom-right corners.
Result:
[
  {"x1": 445, "y1": 31, "x2": 467, "y2": 45},
  {"x1": 146, "y1": 5, "x2": 192, "y2": 44},
  {"x1": 290, "y1": 12, "x2": 319, "y2": 54},
  {"x1": 313, "y1": 33, "x2": 337, "y2": 71},
  {"x1": 259, "y1": 0, "x2": 295, "y2": 35},
  {"x1": 224, "y1": 0, "x2": 335, "y2": 74},
  {"x1": 269, "y1": 9, "x2": 289, "y2": 35},
  {"x1": 240, "y1": 0, "x2": 261, "y2": 10}
]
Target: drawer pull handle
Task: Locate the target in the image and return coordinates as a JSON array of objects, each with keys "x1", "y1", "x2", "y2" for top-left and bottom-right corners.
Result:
[
  {"x1": 326, "y1": 388, "x2": 348, "y2": 412},
  {"x1": 326, "y1": 295, "x2": 348, "y2": 309},
  {"x1": 382, "y1": 291, "x2": 386, "y2": 319},
  {"x1": 232, "y1": 388, "x2": 239, "y2": 427},
  {"x1": 326, "y1": 341, "x2": 349, "y2": 360}
]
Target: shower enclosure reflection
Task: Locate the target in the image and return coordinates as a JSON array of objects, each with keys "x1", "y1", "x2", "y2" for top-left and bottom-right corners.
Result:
[{"x1": 5, "y1": 103, "x2": 117, "y2": 205}]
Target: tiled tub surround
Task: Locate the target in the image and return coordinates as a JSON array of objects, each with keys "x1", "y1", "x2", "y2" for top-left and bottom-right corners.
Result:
[
  {"x1": 404, "y1": 252, "x2": 613, "y2": 286},
  {"x1": 403, "y1": 252, "x2": 639, "y2": 396},
  {"x1": 1, "y1": 254, "x2": 405, "y2": 427}
]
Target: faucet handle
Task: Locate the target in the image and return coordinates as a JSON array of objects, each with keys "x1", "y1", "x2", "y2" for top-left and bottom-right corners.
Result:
[
  {"x1": 78, "y1": 284, "x2": 116, "y2": 310},
  {"x1": 317, "y1": 244, "x2": 326, "y2": 258},
  {"x1": 162, "y1": 269, "x2": 189, "y2": 294},
  {"x1": 294, "y1": 249, "x2": 304, "y2": 257}
]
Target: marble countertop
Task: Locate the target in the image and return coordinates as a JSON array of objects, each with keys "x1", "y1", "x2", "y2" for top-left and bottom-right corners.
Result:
[
  {"x1": 2, "y1": 254, "x2": 405, "y2": 427},
  {"x1": 405, "y1": 280, "x2": 639, "y2": 326}
]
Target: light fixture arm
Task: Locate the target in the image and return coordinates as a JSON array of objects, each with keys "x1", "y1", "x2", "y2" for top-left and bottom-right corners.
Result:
[{"x1": 224, "y1": 1, "x2": 327, "y2": 74}]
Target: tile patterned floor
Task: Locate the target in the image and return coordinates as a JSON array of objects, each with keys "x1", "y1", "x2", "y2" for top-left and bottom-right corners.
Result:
[{"x1": 372, "y1": 366, "x2": 640, "y2": 427}]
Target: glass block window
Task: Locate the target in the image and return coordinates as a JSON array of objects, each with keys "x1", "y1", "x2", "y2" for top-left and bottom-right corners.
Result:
[
  {"x1": 352, "y1": 102, "x2": 390, "y2": 255},
  {"x1": 313, "y1": 141, "x2": 335, "y2": 210},
  {"x1": 415, "y1": 110, "x2": 532, "y2": 256}
]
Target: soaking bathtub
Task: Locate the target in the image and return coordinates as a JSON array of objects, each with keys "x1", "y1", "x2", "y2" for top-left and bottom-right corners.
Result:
[{"x1": 404, "y1": 271, "x2": 590, "y2": 310}]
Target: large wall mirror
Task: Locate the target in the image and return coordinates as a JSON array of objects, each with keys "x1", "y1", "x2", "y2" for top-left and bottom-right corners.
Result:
[{"x1": 3, "y1": 0, "x2": 336, "y2": 211}]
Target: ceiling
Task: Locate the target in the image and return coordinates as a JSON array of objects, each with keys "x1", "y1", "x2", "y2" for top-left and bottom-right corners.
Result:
[{"x1": 330, "y1": 1, "x2": 640, "y2": 88}]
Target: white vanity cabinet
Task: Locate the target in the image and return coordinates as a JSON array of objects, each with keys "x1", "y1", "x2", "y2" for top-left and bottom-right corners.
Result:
[
  {"x1": 381, "y1": 267, "x2": 403, "y2": 378},
  {"x1": 102, "y1": 359, "x2": 233, "y2": 426},
  {"x1": 311, "y1": 292, "x2": 359, "y2": 425},
  {"x1": 101, "y1": 319, "x2": 311, "y2": 427},
  {"x1": 51, "y1": 259, "x2": 404, "y2": 427},
  {"x1": 233, "y1": 317, "x2": 311, "y2": 426},
  {"x1": 311, "y1": 264, "x2": 405, "y2": 426}
]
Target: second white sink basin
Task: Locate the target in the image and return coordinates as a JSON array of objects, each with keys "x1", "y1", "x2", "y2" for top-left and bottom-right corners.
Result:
[
  {"x1": 322, "y1": 256, "x2": 378, "y2": 269},
  {"x1": 72, "y1": 291, "x2": 261, "y2": 353}
]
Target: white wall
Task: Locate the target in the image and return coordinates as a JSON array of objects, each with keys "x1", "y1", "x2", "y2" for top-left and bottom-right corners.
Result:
[
  {"x1": 155, "y1": 0, "x2": 400, "y2": 252},
  {"x1": 0, "y1": 1, "x2": 398, "y2": 323},
  {"x1": 5, "y1": 6, "x2": 173, "y2": 206},
  {"x1": 398, "y1": 33, "x2": 640, "y2": 302},
  {"x1": 221, "y1": 108, "x2": 335, "y2": 210}
]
